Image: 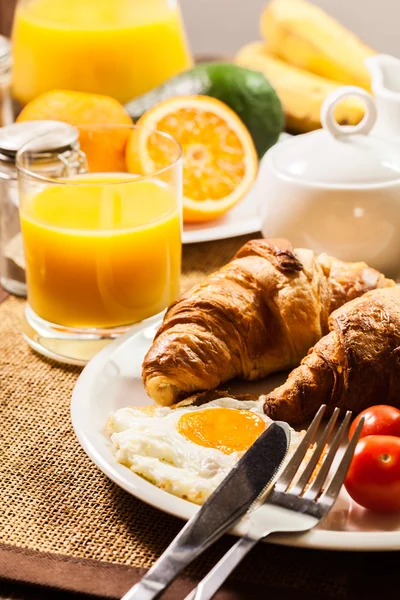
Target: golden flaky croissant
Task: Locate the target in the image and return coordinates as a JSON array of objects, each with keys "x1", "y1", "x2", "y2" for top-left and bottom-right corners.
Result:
[
  {"x1": 264, "y1": 287, "x2": 400, "y2": 424},
  {"x1": 143, "y1": 239, "x2": 394, "y2": 406}
]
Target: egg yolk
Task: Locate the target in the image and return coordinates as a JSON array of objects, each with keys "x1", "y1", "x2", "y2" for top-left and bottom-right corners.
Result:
[{"x1": 177, "y1": 407, "x2": 266, "y2": 454}]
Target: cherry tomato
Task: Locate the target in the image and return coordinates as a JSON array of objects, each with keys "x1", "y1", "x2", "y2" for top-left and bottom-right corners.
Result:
[
  {"x1": 349, "y1": 405, "x2": 400, "y2": 440},
  {"x1": 345, "y1": 435, "x2": 400, "y2": 512}
]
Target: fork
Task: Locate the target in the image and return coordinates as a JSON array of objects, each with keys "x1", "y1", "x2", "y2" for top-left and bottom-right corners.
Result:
[{"x1": 185, "y1": 405, "x2": 364, "y2": 600}]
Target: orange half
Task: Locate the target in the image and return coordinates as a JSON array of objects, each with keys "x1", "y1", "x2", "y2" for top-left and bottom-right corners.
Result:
[{"x1": 129, "y1": 95, "x2": 258, "y2": 223}]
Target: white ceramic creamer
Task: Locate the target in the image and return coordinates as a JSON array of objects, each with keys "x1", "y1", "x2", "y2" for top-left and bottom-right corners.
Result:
[{"x1": 366, "y1": 54, "x2": 400, "y2": 142}]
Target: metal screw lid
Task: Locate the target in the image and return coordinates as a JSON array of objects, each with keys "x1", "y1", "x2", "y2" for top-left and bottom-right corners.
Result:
[{"x1": 0, "y1": 120, "x2": 80, "y2": 160}]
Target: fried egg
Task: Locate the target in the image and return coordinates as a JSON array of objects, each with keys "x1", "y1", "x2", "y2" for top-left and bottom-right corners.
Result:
[{"x1": 106, "y1": 397, "x2": 305, "y2": 505}]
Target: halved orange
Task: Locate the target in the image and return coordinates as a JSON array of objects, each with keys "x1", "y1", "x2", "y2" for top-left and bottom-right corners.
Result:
[{"x1": 128, "y1": 95, "x2": 258, "y2": 223}]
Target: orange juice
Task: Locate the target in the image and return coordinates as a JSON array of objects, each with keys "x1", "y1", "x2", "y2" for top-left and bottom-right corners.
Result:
[
  {"x1": 12, "y1": 0, "x2": 192, "y2": 105},
  {"x1": 20, "y1": 176, "x2": 181, "y2": 328}
]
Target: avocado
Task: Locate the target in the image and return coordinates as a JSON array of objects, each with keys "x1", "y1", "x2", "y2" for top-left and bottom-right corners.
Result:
[{"x1": 125, "y1": 63, "x2": 284, "y2": 158}]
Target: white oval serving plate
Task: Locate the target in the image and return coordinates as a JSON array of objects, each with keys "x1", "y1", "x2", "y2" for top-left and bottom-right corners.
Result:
[{"x1": 71, "y1": 313, "x2": 400, "y2": 551}]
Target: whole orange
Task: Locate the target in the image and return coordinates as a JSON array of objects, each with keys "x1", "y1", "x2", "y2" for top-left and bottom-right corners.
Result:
[{"x1": 17, "y1": 89, "x2": 133, "y2": 172}]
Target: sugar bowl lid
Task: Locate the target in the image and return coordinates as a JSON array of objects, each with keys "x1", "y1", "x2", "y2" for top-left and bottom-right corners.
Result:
[
  {"x1": 271, "y1": 86, "x2": 400, "y2": 185},
  {"x1": 0, "y1": 121, "x2": 79, "y2": 160}
]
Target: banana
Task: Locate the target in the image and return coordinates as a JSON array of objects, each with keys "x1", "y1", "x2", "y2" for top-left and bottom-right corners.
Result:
[
  {"x1": 261, "y1": 0, "x2": 374, "y2": 90},
  {"x1": 235, "y1": 42, "x2": 365, "y2": 134}
]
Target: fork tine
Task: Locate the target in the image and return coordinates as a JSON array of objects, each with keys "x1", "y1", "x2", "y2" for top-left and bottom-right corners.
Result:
[
  {"x1": 274, "y1": 405, "x2": 326, "y2": 492},
  {"x1": 303, "y1": 410, "x2": 352, "y2": 501},
  {"x1": 320, "y1": 416, "x2": 365, "y2": 505},
  {"x1": 289, "y1": 407, "x2": 341, "y2": 496}
]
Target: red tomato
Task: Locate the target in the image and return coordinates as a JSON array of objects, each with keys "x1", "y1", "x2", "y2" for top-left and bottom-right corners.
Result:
[
  {"x1": 349, "y1": 405, "x2": 400, "y2": 440},
  {"x1": 345, "y1": 435, "x2": 400, "y2": 512}
]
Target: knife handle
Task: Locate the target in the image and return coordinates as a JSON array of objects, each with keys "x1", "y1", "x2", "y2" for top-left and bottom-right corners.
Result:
[
  {"x1": 121, "y1": 512, "x2": 236, "y2": 600},
  {"x1": 121, "y1": 528, "x2": 202, "y2": 600},
  {"x1": 184, "y1": 535, "x2": 270, "y2": 600}
]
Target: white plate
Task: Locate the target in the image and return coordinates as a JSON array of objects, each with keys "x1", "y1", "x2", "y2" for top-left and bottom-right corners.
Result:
[
  {"x1": 182, "y1": 180, "x2": 261, "y2": 244},
  {"x1": 181, "y1": 134, "x2": 291, "y2": 245},
  {"x1": 71, "y1": 314, "x2": 400, "y2": 551}
]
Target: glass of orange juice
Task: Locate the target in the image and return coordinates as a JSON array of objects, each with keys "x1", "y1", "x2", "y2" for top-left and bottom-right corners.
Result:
[
  {"x1": 12, "y1": 0, "x2": 193, "y2": 106},
  {"x1": 17, "y1": 124, "x2": 182, "y2": 364}
]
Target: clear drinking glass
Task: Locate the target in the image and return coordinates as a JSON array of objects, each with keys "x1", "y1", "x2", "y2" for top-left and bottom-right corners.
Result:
[{"x1": 17, "y1": 124, "x2": 182, "y2": 364}]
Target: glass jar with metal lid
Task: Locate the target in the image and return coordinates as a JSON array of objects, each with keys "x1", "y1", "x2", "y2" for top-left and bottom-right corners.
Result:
[
  {"x1": 0, "y1": 120, "x2": 87, "y2": 296},
  {"x1": 0, "y1": 36, "x2": 13, "y2": 127}
]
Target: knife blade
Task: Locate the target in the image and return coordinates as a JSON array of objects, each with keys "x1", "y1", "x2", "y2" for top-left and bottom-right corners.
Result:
[{"x1": 121, "y1": 421, "x2": 291, "y2": 600}]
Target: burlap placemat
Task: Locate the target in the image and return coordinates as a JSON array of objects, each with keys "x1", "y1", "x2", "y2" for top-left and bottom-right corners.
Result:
[{"x1": 1, "y1": 234, "x2": 399, "y2": 600}]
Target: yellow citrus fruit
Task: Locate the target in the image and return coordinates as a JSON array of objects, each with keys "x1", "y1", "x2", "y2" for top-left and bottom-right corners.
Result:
[
  {"x1": 17, "y1": 89, "x2": 133, "y2": 172},
  {"x1": 129, "y1": 95, "x2": 258, "y2": 223}
]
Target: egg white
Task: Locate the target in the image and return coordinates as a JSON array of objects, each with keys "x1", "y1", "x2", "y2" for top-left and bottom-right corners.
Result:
[{"x1": 106, "y1": 397, "x2": 305, "y2": 505}]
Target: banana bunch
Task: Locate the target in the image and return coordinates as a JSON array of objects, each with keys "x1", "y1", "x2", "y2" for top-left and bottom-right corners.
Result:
[{"x1": 235, "y1": 0, "x2": 375, "y2": 133}]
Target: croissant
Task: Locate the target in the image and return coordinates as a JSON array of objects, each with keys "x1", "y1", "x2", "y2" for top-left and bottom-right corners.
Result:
[
  {"x1": 264, "y1": 287, "x2": 400, "y2": 424},
  {"x1": 143, "y1": 239, "x2": 394, "y2": 406}
]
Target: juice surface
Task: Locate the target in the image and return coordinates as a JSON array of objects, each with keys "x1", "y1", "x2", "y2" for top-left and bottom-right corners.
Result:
[
  {"x1": 12, "y1": 0, "x2": 192, "y2": 104},
  {"x1": 20, "y1": 176, "x2": 181, "y2": 328}
]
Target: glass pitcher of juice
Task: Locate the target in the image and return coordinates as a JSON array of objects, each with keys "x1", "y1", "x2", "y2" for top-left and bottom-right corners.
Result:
[{"x1": 12, "y1": 0, "x2": 193, "y2": 106}]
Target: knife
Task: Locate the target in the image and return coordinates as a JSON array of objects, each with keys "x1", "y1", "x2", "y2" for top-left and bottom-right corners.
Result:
[{"x1": 121, "y1": 421, "x2": 291, "y2": 600}]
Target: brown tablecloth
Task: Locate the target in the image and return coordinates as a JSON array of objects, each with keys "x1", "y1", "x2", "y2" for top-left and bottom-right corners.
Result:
[{"x1": 1, "y1": 235, "x2": 399, "y2": 600}]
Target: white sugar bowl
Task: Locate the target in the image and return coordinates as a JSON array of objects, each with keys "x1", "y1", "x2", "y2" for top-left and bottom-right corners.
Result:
[{"x1": 259, "y1": 86, "x2": 400, "y2": 277}]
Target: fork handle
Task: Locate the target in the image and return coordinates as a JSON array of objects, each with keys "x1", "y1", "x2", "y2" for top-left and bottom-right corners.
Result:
[{"x1": 184, "y1": 535, "x2": 265, "y2": 600}]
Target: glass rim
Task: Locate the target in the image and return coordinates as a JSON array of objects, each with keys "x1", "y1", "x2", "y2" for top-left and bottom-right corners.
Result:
[{"x1": 15, "y1": 123, "x2": 182, "y2": 186}]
